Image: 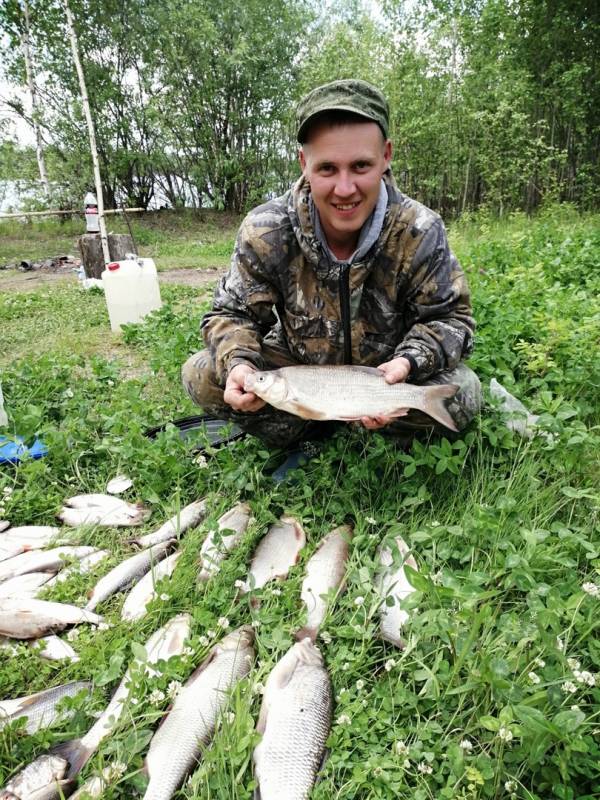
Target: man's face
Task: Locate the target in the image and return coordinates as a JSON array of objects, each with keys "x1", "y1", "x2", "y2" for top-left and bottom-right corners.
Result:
[{"x1": 299, "y1": 121, "x2": 392, "y2": 256}]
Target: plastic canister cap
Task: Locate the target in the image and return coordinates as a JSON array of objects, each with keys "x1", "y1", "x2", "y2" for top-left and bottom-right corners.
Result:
[{"x1": 107, "y1": 262, "x2": 120, "y2": 271}]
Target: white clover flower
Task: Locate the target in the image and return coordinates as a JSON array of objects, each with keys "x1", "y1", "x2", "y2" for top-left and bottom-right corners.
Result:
[
  {"x1": 159, "y1": 593, "x2": 170, "y2": 602},
  {"x1": 431, "y1": 520, "x2": 441, "y2": 527},
  {"x1": 361, "y1": 698, "x2": 368, "y2": 707},
  {"x1": 217, "y1": 617, "x2": 230, "y2": 629},
  {"x1": 570, "y1": 704, "x2": 580, "y2": 711},
  {"x1": 199, "y1": 635, "x2": 209, "y2": 647},
  {"x1": 562, "y1": 680, "x2": 578, "y2": 694},
  {"x1": 556, "y1": 637, "x2": 565, "y2": 652},
  {"x1": 63, "y1": 388, "x2": 74, "y2": 398},
  {"x1": 431, "y1": 570, "x2": 443, "y2": 586},
  {"x1": 206, "y1": 630, "x2": 216, "y2": 638},
  {"x1": 384, "y1": 658, "x2": 396, "y2": 672},
  {"x1": 182, "y1": 645, "x2": 194, "y2": 658},
  {"x1": 394, "y1": 740, "x2": 409, "y2": 755},
  {"x1": 574, "y1": 670, "x2": 596, "y2": 687},
  {"x1": 65, "y1": 628, "x2": 80, "y2": 642},
  {"x1": 373, "y1": 766, "x2": 383, "y2": 777},
  {"x1": 568, "y1": 657, "x2": 581, "y2": 671},
  {"x1": 417, "y1": 762, "x2": 433, "y2": 774},
  {"x1": 342, "y1": 661, "x2": 350, "y2": 671},
  {"x1": 403, "y1": 759, "x2": 411, "y2": 768},
  {"x1": 528, "y1": 671, "x2": 541, "y2": 685},
  {"x1": 497, "y1": 726, "x2": 513, "y2": 743},
  {"x1": 582, "y1": 581, "x2": 600, "y2": 598},
  {"x1": 195, "y1": 454, "x2": 208, "y2": 468},
  {"x1": 251, "y1": 619, "x2": 260, "y2": 628},
  {"x1": 225, "y1": 711, "x2": 236, "y2": 724},
  {"x1": 253, "y1": 681, "x2": 265, "y2": 695},
  {"x1": 338, "y1": 687, "x2": 348, "y2": 696},
  {"x1": 320, "y1": 630, "x2": 331, "y2": 644},
  {"x1": 2, "y1": 486, "x2": 12, "y2": 495},
  {"x1": 234, "y1": 579, "x2": 245, "y2": 589},
  {"x1": 534, "y1": 657, "x2": 546, "y2": 668},
  {"x1": 271, "y1": 588, "x2": 282, "y2": 596},
  {"x1": 356, "y1": 679, "x2": 365, "y2": 691},
  {"x1": 336, "y1": 713, "x2": 351, "y2": 726},
  {"x1": 459, "y1": 739, "x2": 473, "y2": 751},
  {"x1": 354, "y1": 596, "x2": 365, "y2": 607},
  {"x1": 130, "y1": 696, "x2": 139, "y2": 705},
  {"x1": 167, "y1": 680, "x2": 182, "y2": 700},
  {"x1": 505, "y1": 780, "x2": 517, "y2": 792},
  {"x1": 107, "y1": 379, "x2": 115, "y2": 387},
  {"x1": 109, "y1": 762, "x2": 127, "y2": 779},
  {"x1": 365, "y1": 516, "x2": 377, "y2": 525},
  {"x1": 149, "y1": 688, "x2": 165, "y2": 706}
]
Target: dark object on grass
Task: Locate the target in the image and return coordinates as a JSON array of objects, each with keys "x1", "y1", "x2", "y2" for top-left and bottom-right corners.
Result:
[{"x1": 144, "y1": 414, "x2": 245, "y2": 452}]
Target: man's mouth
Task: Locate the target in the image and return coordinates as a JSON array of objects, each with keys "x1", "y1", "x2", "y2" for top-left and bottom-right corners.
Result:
[{"x1": 332, "y1": 201, "x2": 360, "y2": 211}]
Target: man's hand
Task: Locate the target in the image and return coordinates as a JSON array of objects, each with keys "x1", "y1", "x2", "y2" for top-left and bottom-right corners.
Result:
[
  {"x1": 223, "y1": 364, "x2": 266, "y2": 413},
  {"x1": 360, "y1": 356, "x2": 412, "y2": 429}
]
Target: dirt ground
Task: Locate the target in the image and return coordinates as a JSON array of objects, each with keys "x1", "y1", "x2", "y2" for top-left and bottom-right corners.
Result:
[{"x1": 0, "y1": 267, "x2": 224, "y2": 293}]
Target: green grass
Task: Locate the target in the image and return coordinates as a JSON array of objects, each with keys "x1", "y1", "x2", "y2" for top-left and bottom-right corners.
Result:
[{"x1": 0, "y1": 206, "x2": 599, "y2": 799}]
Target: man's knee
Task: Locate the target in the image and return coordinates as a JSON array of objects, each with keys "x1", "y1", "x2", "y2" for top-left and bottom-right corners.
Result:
[{"x1": 181, "y1": 350, "x2": 223, "y2": 410}]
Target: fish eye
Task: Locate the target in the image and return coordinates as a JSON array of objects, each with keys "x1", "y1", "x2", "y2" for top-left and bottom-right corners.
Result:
[{"x1": 258, "y1": 376, "x2": 265, "y2": 382}]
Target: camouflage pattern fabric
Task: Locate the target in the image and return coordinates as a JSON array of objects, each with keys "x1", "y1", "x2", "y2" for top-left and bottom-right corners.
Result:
[
  {"x1": 181, "y1": 347, "x2": 481, "y2": 449},
  {"x1": 201, "y1": 171, "x2": 475, "y2": 388}
]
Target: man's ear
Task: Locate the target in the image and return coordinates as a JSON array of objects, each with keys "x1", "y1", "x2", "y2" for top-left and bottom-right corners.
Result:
[
  {"x1": 298, "y1": 147, "x2": 307, "y2": 174},
  {"x1": 383, "y1": 139, "x2": 392, "y2": 169}
]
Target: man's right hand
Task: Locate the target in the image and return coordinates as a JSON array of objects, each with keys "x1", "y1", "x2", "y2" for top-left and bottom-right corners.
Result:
[{"x1": 223, "y1": 364, "x2": 266, "y2": 412}]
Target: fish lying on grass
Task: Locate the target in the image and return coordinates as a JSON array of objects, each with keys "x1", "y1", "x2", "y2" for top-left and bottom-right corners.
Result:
[
  {"x1": 0, "y1": 527, "x2": 63, "y2": 563},
  {"x1": 295, "y1": 524, "x2": 353, "y2": 643},
  {"x1": 197, "y1": 502, "x2": 253, "y2": 583},
  {"x1": 106, "y1": 474, "x2": 133, "y2": 495},
  {"x1": 42, "y1": 549, "x2": 110, "y2": 591},
  {"x1": 59, "y1": 494, "x2": 151, "y2": 527},
  {"x1": 0, "y1": 572, "x2": 54, "y2": 599},
  {"x1": 0, "y1": 598, "x2": 104, "y2": 639},
  {"x1": 376, "y1": 536, "x2": 418, "y2": 648},
  {"x1": 54, "y1": 613, "x2": 192, "y2": 779},
  {"x1": 141, "y1": 626, "x2": 255, "y2": 800},
  {"x1": 244, "y1": 365, "x2": 460, "y2": 431},
  {"x1": 0, "y1": 754, "x2": 72, "y2": 800},
  {"x1": 0, "y1": 546, "x2": 97, "y2": 582},
  {"x1": 0, "y1": 681, "x2": 90, "y2": 735},
  {"x1": 241, "y1": 515, "x2": 305, "y2": 599},
  {"x1": 85, "y1": 540, "x2": 174, "y2": 611},
  {"x1": 0, "y1": 520, "x2": 10, "y2": 533},
  {"x1": 121, "y1": 551, "x2": 181, "y2": 622},
  {"x1": 30, "y1": 635, "x2": 80, "y2": 663},
  {"x1": 132, "y1": 499, "x2": 207, "y2": 548},
  {"x1": 68, "y1": 763, "x2": 126, "y2": 799},
  {"x1": 253, "y1": 639, "x2": 332, "y2": 800}
]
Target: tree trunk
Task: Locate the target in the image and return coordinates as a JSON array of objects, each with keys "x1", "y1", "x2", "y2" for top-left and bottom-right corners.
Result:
[
  {"x1": 21, "y1": 0, "x2": 48, "y2": 193},
  {"x1": 79, "y1": 233, "x2": 135, "y2": 279}
]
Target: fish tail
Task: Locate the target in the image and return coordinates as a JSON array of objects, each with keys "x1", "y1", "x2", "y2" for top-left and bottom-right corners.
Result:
[
  {"x1": 294, "y1": 625, "x2": 318, "y2": 644},
  {"x1": 422, "y1": 384, "x2": 460, "y2": 432},
  {"x1": 51, "y1": 737, "x2": 93, "y2": 778}
]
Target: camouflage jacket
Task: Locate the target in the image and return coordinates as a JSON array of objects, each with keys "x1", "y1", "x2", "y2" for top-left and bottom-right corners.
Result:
[{"x1": 201, "y1": 171, "x2": 475, "y2": 385}]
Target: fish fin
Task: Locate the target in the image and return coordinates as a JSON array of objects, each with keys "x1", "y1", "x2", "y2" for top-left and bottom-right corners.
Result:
[
  {"x1": 386, "y1": 408, "x2": 410, "y2": 418},
  {"x1": 51, "y1": 737, "x2": 93, "y2": 779},
  {"x1": 315, "y1": 747, "x2": 330, "y2": 784},
  {"x1": 294, "y1": 625, "x2": 317, "y2": 643},
  {"x1": 350, "y1": 366, "x2": 384, "y2": 377},
  {"x1": 253, "y1": 788, "x2": 262, "y2": 800},
  {"x1": 380, "y1": 629, "x2": 406, "y2": 650},
  {"x1": 422, "y1": 384, "x2": 460, "y2": 431},
  {"x1": 255, "y1": 699, "x2": 269, "y2": 735},
  {"x1": 289, "y1": 401, "x2": 329, "y2": 421}
]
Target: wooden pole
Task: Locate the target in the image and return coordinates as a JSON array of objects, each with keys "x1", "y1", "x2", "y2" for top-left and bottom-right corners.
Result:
[{"x1": 63, "y1": 0, "x2": 110, "y2": 265}]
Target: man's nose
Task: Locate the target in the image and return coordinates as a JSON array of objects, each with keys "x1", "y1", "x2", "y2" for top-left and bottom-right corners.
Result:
[{"x1": 334, "y1": 172, "x2": 356, "y2": 197}]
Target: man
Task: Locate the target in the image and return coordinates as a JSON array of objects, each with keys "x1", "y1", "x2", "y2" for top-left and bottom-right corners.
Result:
[{"x1": 182, "y1": 79, "x2": 481, "y2": 469}]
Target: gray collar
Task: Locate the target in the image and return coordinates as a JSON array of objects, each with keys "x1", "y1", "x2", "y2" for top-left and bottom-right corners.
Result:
[{"x1": 309, "y1": 179, "x2": 388, "y2": 266}]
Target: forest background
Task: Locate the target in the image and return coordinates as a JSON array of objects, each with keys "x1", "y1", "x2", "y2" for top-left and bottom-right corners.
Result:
[{"x1": 0, "y1": 0, "x2": 598, "y2": 219}]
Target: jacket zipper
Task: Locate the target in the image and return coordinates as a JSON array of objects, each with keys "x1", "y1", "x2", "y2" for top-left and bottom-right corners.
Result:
[{"x1": 339, "y1": 264, "x2": 352, "y2": 365}]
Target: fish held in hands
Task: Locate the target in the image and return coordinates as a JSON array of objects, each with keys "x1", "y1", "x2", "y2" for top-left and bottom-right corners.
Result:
[
  {"x1": 0, "y1": 598, "x2": 104, "y2": 639},
  {"x1": 376, "y1": 536, "x2": 418, "y2": 648},
  {"x1": 253, "y1": 638, "x2": 332, "y2": 800},
  {"x1": 197, "y1": 501, "x2": 253, "y2": 583},
  {"x1": 295, "y1": 524, "x2": 352, "y2": 643},
  {"x1": 141, "y1": 625, "x2": 255, "y2": 800},
  {"x1": 242, "y1": 515, "x2": 305, "y2": 597},
  {"x1": 245, "y1": 365, "x2": 459, "y2": 431}
]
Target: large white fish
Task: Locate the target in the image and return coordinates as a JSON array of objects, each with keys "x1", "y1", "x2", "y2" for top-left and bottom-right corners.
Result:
[
  {"x1": 0, "y1": 572, "x2": 54, "y2": 599},
  {"x1": 0, "y1": 598, "x2": 104, "y2": 639},
  {"x1": 197, "y1": 502, "x2": 253, "y2": 583},
  {"x1": 142, "y1": 626, "x2": 255, "y2": 800},
  {"x1": 54, "y1": 613, "x2": 192, "y2": 779},
  {"x1": 295, "y1": 525, "x2": 353, "y2": 642},
  {"x1": 42, "y1": 549, "x2": 110, "y2": 590},
  {"x1": 0, "y1": 520, "x2": 10, "y2": 533},
  {"x1": 0, "y1": 546, "x2": 97, "y2": 582},
  {"x1": 31, "y1": 635, "x2": 80, "y2": 663},
  {"x1": 242, "y1": 515, "x2": 305, "y2": 597},
  {"x1": 0, "y1": 754, "x2": 72, "y2": 800},
  {"x1": 0, "y1": 681, "x2": 90, "y2": 735},
  {"x1": 132, "y1": 499, "x2": 207, "y2": 548},
  {"x1": 121, "y1": 551, "x2": 181, "y2": 622},
  {"x1": 59, "y1": 494, "x2": 150, "y2": 527},
  {"x1": 0, "y1": 526, "x2": 63, "y2": 563},
  {"x1": 253, "y1": 639, "x2": 332, "y2": 800},
  {"x1": 245, "y1": 365, "x2": 460, "y2": 431},
  {"x1": 376, "y1": 536, "x2": 418, "y2": 648},
  {"x1": 85, "y1": 540, "x2": 174, "y2": 611}
]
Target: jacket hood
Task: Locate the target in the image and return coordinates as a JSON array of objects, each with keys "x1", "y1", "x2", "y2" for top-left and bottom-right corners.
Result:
[{"x1": 287, "y1": 169, "x2": 403, "y2": 280}]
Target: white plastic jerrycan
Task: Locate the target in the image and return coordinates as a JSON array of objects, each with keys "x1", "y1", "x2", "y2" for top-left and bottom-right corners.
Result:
[{"x1": 101, "y1": 254, "x2": 162, "y2": 332}]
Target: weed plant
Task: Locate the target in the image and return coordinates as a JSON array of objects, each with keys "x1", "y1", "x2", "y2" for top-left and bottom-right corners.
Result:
[{"x1": 0, "y1": 207, "x2": 598, "y2": 799}]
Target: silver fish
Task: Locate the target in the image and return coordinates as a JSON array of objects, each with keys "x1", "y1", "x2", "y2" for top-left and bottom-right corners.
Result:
[
  {"x1": 253, "y1": 639, "x2": 332, "y2": 800},
  {"x1": 242, "y1": 515, "x2": 305, "y2": 597},
  {"x1": 0, "y1": 521, "x2": 10, "y2": 533},
  {"x1": 295, "y1": 525, "x2": 353, "y2": 642},
  {"x1": 42, "y1": 550, "x2": 110, "y2": 590},
  {"x1": 197, "y1": 502, "x2": 253, "y2": 583},
  {"x1": 0, "y1": 754, "x2": 72, "y2": 800},
  {"x1": 30, "y1": 635, "x2": 80, "y2": 663},
  {"x1": 245, "y1": 365, "x2": 459, "y2": 431},
  {"x1": 106, "y1": 474, "x2": 133, "y2": 495},
  {"x1": 68, "y1": 763, "x2": 126, "y2": 799},
  {"x1": 0, "y1": 546, "x2": 97, "y2": 582},
  {"x1": 121, "y1": 551, "x2": 181, "y2": 622},
  {"x1": 142, "y1": 626, "x2": 255, "y2": 800},
  {"x1": 0, "y1": 572, "x2": 54, "y2": 599},
  {"x1": 132, "y1": 499, "x2": 207, "y2": 548},
  {"x1": 0, "y1": 598, "x2": 104, "y2": 639},
  {"x1": 59, "y1": 494, "x2": 150, "y2": 527},
  {"x1": 0, "y1": 527, "x2": 62, "y2": 563},
  {"x1": 376, "y1": 536, "x2": 418, "y2": 648},
  {"x1": 85, "y1": 540, "x2": 174, "y2": 611},
  {"x1": 54, "y1": 613, "x2": 192, "y2": 779},
  {"x1": 0, "y1": 681, "x2": 90, "y2": 735}
]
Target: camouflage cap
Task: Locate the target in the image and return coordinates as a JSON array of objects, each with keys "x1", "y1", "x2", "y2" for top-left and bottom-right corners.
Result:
[{"x1": 296, "y1": 79, "x2": 389, "y2": 143}]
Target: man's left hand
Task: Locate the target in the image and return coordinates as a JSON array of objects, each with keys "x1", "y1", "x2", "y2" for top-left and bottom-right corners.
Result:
[{"x1": 360, "y1": 356, "x2": 411, "y2": 429}]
